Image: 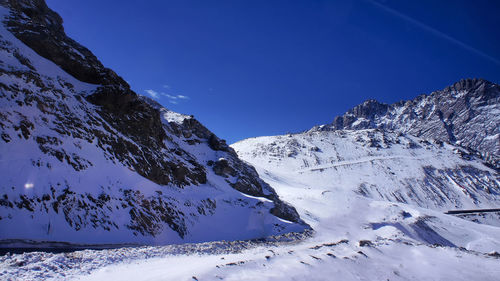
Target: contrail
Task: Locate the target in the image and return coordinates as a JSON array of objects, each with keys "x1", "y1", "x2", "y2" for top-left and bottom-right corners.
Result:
[{"x1": 367, "y1": 0, "x2": 500, "y2": 66}]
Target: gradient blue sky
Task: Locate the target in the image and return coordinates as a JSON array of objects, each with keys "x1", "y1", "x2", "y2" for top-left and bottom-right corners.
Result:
[{"x1": 46, "y1": 0, "x2": 500, "y2": 144}]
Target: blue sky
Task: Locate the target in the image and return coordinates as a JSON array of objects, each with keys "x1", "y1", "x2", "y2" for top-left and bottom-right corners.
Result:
[{"x1": 46, "y1": 0, "x2": 500, "y2": 144}]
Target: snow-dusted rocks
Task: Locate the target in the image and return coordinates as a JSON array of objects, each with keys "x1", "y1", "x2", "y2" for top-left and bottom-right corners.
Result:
[
  {"x1": 312, "y1": 78, "x2": 500, "y2": 159},
  {"x1": 0, "y1": 0, "x2": 306, "y2": 246}
]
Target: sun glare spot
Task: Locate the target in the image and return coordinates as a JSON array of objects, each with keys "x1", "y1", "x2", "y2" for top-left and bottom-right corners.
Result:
[{"x1": 24, "y1": 182, "x2": 34, "y2": 189}]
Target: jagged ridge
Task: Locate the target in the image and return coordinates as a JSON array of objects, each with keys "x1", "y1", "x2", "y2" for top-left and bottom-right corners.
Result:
[{"x1": 312, "y1": 78, "x2": 499, "y2": 160}]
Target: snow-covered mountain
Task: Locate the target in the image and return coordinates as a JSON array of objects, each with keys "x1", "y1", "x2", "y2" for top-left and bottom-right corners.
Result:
[
  {"x1": 232, "y1": 79, "x2": 500, "y2": 232},
  {"x1": 0, "y1": 0, "x2": 307, "y2": 246},
  {"x1": 233, "y1": 129, "x2": 499, "y2": 224},
  {"x1": 311, "y1": 78, "x2": 500, "y2": 160}
]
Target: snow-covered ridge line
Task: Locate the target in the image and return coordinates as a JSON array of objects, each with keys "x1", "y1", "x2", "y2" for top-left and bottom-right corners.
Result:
[{"x1": 227, "y1": 128, "x2": 500, "y2": 280}]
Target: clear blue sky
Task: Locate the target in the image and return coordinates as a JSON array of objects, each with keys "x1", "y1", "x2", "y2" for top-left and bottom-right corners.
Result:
[{"x1": 46, "y1": 0, "x2": 500, "y2": 144}]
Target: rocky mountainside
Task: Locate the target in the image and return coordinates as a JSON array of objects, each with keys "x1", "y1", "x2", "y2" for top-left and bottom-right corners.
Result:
[
  {"x1": 0, "y1": 0, "x2": 306, "y2": 246},
  {"x1": 311, "y1": 78, "x2": 499, "y2": 159}
]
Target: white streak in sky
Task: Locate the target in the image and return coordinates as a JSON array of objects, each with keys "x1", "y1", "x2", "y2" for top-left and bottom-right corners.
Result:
[
  {"x1": 368, "y1": 0, "x2": 500, "y2": 66},
  {"x1": 145, "y1": 89, "x2": 159, "y2": 99}
]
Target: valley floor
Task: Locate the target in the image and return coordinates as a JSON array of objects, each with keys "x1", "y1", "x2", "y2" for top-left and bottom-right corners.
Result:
[{"x1": 1, "y1": 197, "x2": 500, "y2": 281}]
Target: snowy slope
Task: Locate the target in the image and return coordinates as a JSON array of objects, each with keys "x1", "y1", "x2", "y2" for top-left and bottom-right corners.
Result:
[
  {"x1": 0, "y1": 1, "x2": 306, "y2": 246},
  {"x1": 233, "y1": 130, "x2": 499, "y2": 214}
]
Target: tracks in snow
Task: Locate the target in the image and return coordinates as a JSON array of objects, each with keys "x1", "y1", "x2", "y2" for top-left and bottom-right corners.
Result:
[{"x1": 298, "y1": 155, "x2": 429, "y2": 173}]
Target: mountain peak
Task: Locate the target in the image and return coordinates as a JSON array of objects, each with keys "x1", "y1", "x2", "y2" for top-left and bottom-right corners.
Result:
[
  {"x1": 3, "y1": 0, "x2": 128, "y2": 87},
  {"x1": 348, "y1": 99, "x2": 389, "y2": 117},
  {"x1": 441, "y1": 78, "x2": 499, "y2": 102},
  {"x1": 445, "y1": 78, "x2": 493, "y2": 92},
  {"x1": 322, "y1": 78, "x2": 499, "y2": 157}
]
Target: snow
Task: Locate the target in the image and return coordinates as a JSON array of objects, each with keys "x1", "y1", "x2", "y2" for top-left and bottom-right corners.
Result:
[
  {"x1": 162, "y1": 109, "x2": 192, "y2": 124},
  {"x1": 72, "y1": 243, "x2": 500, "y2": 281},
  {"x1": 0, "y1": 8, "x2": 96, "y2": 94},
  {"x1": 138, "y1": 95, "x2": 192, "y2": 125}
]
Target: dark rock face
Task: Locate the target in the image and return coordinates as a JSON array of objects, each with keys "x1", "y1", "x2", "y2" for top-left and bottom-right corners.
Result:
[
  {"x1": 213, "y1": 158, "x2": 237, "y2": 177},
  {"x1": 316, "y1": 78, "x2": 500, "y2": 158},
  {"x1": 85, "y1": 85, "x2": 209, "y2": 186},
  {"x1": 4, "y1": 0, "x2": 126, "y2": 86},
  {"x1": 0, "y1": 0, "x2": 258, "y2": 189}
]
